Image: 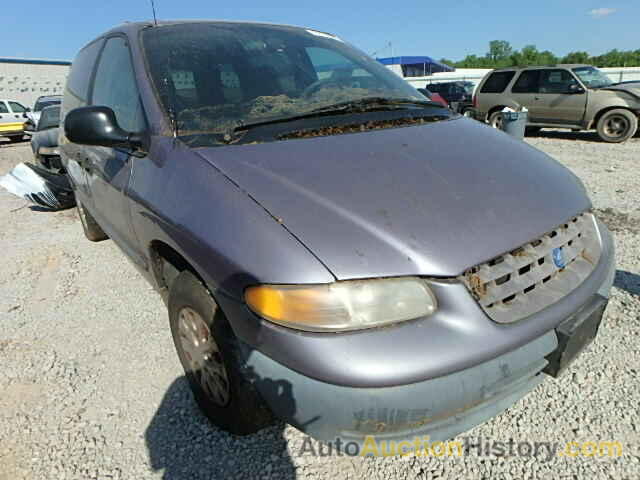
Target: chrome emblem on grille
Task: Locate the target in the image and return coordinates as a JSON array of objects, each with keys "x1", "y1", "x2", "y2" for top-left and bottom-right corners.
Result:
[{"x1": 553, "y1": 247, "x2": 566, "y2": 268}]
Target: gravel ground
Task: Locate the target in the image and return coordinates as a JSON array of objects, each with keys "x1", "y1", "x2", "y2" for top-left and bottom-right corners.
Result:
[{"x1": 1, "y1": 131, "x2": 639, "y2": 480}]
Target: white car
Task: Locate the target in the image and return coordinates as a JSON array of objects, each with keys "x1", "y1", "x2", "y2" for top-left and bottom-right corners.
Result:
[{"x1": 0, "y1": 99, "x2": 28, "y2": 143}]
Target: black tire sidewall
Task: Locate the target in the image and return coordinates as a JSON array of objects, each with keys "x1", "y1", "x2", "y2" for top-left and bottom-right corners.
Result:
[
  {"x1": 168, "y1": 271, "x2": 274, "y2": 435},
  {"x1": 597, "y1": 109, "x2": 638, "y2": 143}
]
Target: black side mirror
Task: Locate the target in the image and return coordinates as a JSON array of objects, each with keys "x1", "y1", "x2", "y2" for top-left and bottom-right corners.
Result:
[
  {"x1": 64, "y1": 106, "x2": 143, "y2": 150},
  {"x1": 568, "y1": 84, "x2": 585, "y2": 94}
]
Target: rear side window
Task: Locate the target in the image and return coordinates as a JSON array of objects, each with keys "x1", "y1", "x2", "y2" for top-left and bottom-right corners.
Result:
[
  {"x1": 512, "y1": 70, "x2": 540, "y2": 93},
  {"x1": 91, "y1": 36, "x2": 145, "y2": 132},
  {"x1": 480, "y1": 71, "x2": 516, "y2": 93},
  {"x1": 0, "y1": 102, "x2": 8, "y2": 114},
  {"x1": 67, "y1": 40, "x2": 104, "y2": 101}
]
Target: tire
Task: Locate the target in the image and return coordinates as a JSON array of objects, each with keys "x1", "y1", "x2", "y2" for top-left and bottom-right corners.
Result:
[
  {"x1": 596, "y1": 109, "x2": 638, "y2": 143},
  {"x1": 168, "y1": 271, "x2": 275, "y2": 435},
  {"x1": 77, "y1": 200, "x2": 108, "y2": 242},
  {"x1": 525, "y1": 126, "x2": 541, "y2": 136},
  {"x1": 488, "y1": 110, "x2": 504, "y2": 130}
]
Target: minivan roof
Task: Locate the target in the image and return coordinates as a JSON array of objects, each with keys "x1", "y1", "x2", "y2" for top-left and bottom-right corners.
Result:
[{"x1": 99, "y1": 19, "x2": 321, "y2": 38}]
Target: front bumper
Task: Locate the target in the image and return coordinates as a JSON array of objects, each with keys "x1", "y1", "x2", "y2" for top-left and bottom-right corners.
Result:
[
  {"x1": 243, "y1": 293, "x2": 611, "y2": 447},
  {"x1": 243, "y1": 330, "x2": 556, "y2": 446}
]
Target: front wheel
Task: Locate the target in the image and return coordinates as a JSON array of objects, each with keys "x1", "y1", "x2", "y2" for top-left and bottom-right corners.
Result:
[
  {"x1": 168, "y1": 271, "x2": 275, "y2": 435},
  {"x1": 596, "y1": 109, "x2": 638, "y2": 143}
]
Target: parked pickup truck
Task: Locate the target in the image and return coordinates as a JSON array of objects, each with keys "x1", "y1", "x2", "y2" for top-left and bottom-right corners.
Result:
[
  {"x1": 61, "y1": 21, "x2": 615, "y2": 450},
  {"x1": 475, "y1": 64, "x2": 640, "y2": 142}
]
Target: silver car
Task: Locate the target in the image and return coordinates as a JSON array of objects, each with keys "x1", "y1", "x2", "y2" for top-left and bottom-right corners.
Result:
[
  {"x1": 24, "y1": 95, "x2": 62, "y2": 132},
  {"x1": 29, "y1": 105, "x2": 62, "y2": 171},
  {"x1": 475, "y1": 64, "x2": 640, "y2": 142}
]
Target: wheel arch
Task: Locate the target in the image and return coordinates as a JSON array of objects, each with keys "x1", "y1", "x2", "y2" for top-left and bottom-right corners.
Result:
[
  {"x1": 149, "y1": 239, "x2": 207, "y2": 301},
  {"x1": 487, "y1": 105, "x2": 507, "y2": 121},
  {"x1": 590, "y1": 106, "x2": 640, "y2": 130}
]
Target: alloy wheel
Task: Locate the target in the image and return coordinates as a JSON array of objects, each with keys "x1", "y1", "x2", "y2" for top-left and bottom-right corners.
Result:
[{"x1": 603, "y1": 115, "x2": 630, "y2": 139}]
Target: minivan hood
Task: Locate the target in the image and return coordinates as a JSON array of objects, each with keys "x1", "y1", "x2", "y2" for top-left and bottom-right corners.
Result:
[{"x1": 195, "y1": 118, "x2": 591, "y2": 280}]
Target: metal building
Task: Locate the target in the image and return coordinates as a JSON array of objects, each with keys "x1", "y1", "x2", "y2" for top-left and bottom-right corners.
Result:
[
  {"x1": 377, "y1": 56, "x2": 454, "y2": 78},
  {"x1": 0, "y1": 57, "x2": 70, "y2": 108}
]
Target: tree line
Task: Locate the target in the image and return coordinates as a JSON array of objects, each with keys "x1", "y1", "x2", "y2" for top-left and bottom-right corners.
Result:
[{"x1": 439, "y1": 40, "x2": 640, "y2": 69}]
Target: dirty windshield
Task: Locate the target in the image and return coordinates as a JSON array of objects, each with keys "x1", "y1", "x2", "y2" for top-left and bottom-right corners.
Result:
[
  {"x1": 142, "y1": 23, "x2": 425, "y2": 135},
  {"x1": 572, "y1": 66, "x2": 613, "y2": 89}
]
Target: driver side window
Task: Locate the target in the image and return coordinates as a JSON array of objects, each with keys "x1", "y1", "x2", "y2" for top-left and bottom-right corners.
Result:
[
  {"x1": 91, "y1": 36, "x2": 145, "y2": 132},
  {"x1": 538, "y1": 69, "x2": 578, "y2": 94}
]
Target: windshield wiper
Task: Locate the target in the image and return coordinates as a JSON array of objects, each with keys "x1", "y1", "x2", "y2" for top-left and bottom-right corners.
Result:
[{"x1": 220, "y1": 97, "x2": 444, "y2": 142}]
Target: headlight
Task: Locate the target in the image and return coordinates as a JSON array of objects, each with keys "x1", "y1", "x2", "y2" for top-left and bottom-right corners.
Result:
[{"x1": 245, "y1": 277, "x2": 437, "y2": 332}]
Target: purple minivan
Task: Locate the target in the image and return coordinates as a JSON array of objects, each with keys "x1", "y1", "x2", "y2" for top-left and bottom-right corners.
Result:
[{"x1": 61, "y1": 21, "x2": 615, "y2": 448}]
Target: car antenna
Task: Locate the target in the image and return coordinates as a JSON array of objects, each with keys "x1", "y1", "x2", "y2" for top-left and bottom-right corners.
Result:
[{"x1": 150, "y1": 0, "x2": 158, "y2": 26}]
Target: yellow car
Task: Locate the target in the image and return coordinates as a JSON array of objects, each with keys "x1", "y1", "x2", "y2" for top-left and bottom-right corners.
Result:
[{"x1": 0, "y1": 99, "x2": 28, "y2": 143}]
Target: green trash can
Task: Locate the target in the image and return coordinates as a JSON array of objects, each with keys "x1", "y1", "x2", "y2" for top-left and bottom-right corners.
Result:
[{"x1": 501, "y1": 109, "x2": 528, "y2": 140}]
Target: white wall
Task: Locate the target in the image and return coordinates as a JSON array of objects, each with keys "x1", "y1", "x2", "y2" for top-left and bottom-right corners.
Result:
[{"x1": 0, "y1": 61, "x2": 69, "y2": 108}]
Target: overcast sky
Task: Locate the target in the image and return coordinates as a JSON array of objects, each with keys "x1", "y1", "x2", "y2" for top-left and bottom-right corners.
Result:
[{"x1": 2, "y1": 1, "x2": 637, "y2": 61}]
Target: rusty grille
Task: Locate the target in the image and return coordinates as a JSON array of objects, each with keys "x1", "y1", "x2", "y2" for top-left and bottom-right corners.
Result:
[{"x1": 460, "y1": 212, "x2": 602, "y2": 324}]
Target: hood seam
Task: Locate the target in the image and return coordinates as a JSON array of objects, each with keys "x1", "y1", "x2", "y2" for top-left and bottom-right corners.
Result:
[{"x1": 192, "y1": 148, "x2": 338, "y2": 282}]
